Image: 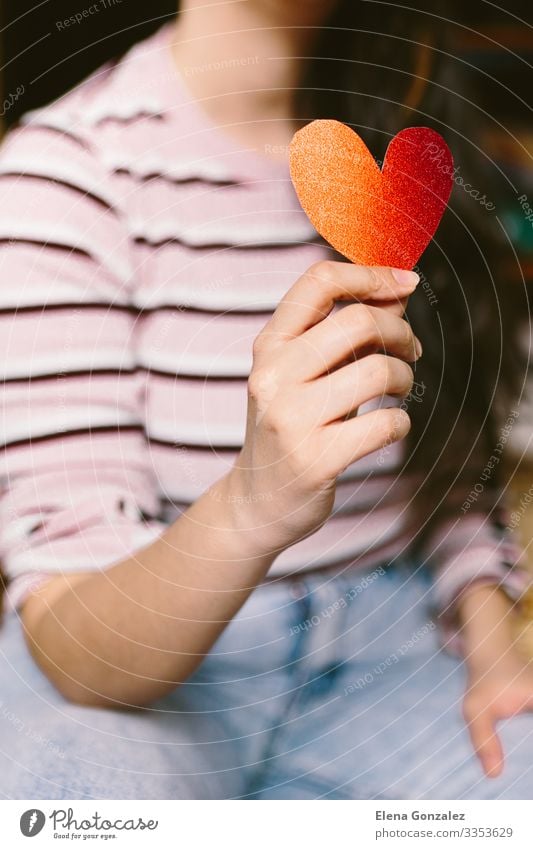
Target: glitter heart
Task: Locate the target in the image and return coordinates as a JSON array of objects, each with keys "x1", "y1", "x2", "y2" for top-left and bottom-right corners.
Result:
[{"x1": 289, "y1": 120, "x2": 454, "y2": 269}]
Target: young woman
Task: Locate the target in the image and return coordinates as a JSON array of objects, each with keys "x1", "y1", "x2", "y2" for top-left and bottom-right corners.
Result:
[{"x1": 0, "y1": 0, "x2": 532, "y2": 799}]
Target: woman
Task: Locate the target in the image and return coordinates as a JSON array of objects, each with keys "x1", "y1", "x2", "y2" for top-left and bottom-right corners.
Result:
[{"x1": 0, "y1": 0, "x2": 532, "y2": 799}]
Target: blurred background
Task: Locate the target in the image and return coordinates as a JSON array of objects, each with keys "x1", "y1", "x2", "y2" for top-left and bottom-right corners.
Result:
[{"x1": 1, "y1": 0, "x2": 532, "y2": 627}]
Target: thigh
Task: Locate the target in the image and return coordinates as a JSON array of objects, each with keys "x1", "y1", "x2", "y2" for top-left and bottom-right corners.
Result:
[
  {"x1": 249, "y1": 565, "x2": 533, "y2": 800},
  {"x1": 0, "y1": 579, "x2": 301, "y2": 800},
  {"x1": 333, "y1": 647, "x2": 533, "y2": 800},
  {"x1": 0, "y1": 612, "x2": 234, "y2": 799}
]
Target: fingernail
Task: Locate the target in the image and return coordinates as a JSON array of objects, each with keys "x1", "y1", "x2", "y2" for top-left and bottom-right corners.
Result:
[
  {"x1": 415, "y1": 337, "x2": 423, "y2": 358},
  {"x1": 391, "y1": 268, "x2": 420, "y2": 287}
]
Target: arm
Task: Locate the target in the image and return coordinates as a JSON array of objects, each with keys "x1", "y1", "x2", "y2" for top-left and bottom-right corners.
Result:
[
  {"x1": 427, "y1": 510, "x2": 530, "y2": 655},
  {"x1": 22, "y1": 472, "x2": 276, "y2": 707},
  {"x1": 20, "y1": 261, "x2": 421, "y2": 707},
  {"x1": 458, "y1": 582, "x2": 533, "y2": 778},
  {"x1": 418, "y1": 485, "x2": 533, "y2": 775},
  {"x1": 423, "y1": 495, "x2": 532, "y2": 777}
]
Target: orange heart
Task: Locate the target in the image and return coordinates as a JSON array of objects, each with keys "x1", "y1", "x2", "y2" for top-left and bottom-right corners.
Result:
[{"x1": 289, "y1": 120, "x2": 454, "y2": 269}]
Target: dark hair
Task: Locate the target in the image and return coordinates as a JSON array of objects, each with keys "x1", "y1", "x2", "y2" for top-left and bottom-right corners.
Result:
[{"x1": 299, "y1": 0, "x2": 528, "y2": 545}]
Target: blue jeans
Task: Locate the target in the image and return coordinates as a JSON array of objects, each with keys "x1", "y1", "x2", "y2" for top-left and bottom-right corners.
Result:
[{"x1": 1, "y1": 561, "x2": 533, "y2": 799}]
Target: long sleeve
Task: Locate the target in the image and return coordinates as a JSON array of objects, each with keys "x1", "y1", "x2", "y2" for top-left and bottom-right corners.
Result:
[
  {"x1": 0, "y1": 121, "x2": 165, "y2": 612},
  {"x1": 424, "y1": 506, "x2": 531, "y2": 655}
]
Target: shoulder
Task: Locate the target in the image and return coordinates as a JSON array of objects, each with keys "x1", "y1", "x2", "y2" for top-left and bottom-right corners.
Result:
[
  {"x1": 0, "y1": 34, "x2": 171, "y2": 299},
  {"x1": 0, "y1": 24, "x2": 173, "y2": 177}
]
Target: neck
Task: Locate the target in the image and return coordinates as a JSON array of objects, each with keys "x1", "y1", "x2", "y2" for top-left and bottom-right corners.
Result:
[{"x1": 170, "y1": 0, "x2": 337, "y2": 142}]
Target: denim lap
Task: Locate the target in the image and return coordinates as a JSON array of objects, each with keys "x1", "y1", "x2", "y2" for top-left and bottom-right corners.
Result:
[{"x1": 2, "y1": 563, "x2": 533, "y2": 799}]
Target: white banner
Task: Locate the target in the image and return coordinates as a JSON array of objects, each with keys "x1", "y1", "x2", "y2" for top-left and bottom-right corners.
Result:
[{"x1": 1, "y1": 799, "x2": 532, "y2": 848}]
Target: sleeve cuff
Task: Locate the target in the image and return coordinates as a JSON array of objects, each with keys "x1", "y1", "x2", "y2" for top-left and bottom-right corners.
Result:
[
  {"x1": 432, "y1": 563, "x2": 532, "y2": 658},
  {"x1": 1, "y1": 504, "x2": 167, "y2": 613}
]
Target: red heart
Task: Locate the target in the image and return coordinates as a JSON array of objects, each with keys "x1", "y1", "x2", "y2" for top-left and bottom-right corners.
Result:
[{"x1": 289, "y1": 120, "x2": 454, "y2": 269}]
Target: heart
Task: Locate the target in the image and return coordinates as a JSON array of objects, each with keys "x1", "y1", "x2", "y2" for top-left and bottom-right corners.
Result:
[{"x1": 289, "y1": 120, "x2": 454, "y2": 269}]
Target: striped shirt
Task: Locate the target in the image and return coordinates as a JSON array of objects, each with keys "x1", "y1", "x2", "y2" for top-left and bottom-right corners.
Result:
[{"x1": 0, "y1": 22, "x2": 529, "y2": 635}]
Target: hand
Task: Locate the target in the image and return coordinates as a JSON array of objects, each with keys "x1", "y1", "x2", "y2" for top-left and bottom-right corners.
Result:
[
  {"x1": 227, "y1": 260, "x2": 421, "y2": 557},
  {"x1": 463, "y1": 648, "x2": 533, "y2": 778}
]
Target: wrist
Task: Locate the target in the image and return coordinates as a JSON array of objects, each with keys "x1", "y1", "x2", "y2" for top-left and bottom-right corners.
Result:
[
  {"x1": 206, "y1": 469, "x2": 280, "y2": 564},
  {"x1": 457, "y1": 582, "x2": 514, "y2": 622},
  {"x1": 458, "y1": 583, "x2": 516, "y2": 669}
]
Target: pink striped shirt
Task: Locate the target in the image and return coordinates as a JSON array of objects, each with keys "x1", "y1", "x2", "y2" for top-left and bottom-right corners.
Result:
[{"x1": 0, "y1": 23, "x2": 529, "y2": 640}]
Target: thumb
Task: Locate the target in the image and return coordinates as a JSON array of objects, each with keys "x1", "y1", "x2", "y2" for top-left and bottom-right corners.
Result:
[{"x1": 467, "y1": 708, "x2": 504, "y2": 778}]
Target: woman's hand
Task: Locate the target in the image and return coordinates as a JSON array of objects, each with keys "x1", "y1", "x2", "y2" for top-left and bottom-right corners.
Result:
[
  {"x1": 460, "y1": 583, "x2": 533, "y2": 778},
  {"x1": 464, "y1": 648, "x2": 533, "y2": 779},
  {"x1": 21, "y1": 259, "x2": 421, "y2": 706},
  {"x1": 227, "y1": 260, "x2": 421, "y2": 557}
]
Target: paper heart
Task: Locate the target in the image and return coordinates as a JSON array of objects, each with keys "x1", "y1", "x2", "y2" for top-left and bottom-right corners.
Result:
[{"x1": 289, "y1": 120, "x2": 454, "y2": 269}]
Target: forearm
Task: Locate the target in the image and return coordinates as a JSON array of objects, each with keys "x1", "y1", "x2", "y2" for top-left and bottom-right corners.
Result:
[
  {"x1": 458, "y1": 583, "x2": 533, "y2": 778},
  {"x1": 19, "y1": 261, "x2": 421, "y2": 707},
  {"x1": 456, "y1": 583, "x2": 517, "y2": 670},
  {"x1": 22, "y1": 471, "x2": 275, "y2": 707}
]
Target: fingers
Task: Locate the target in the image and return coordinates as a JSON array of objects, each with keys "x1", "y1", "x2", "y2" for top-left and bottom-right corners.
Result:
[
  {"x1": 366, "y1": 295, "x2": 409, "y2": 318},
  {"x1": 255, "y1": 262, "x2": 419, "y2": 358},
  {"x1": 465, "y1": 706, "x2": 504, "y2": 778},
  {"x1": 316, "y1": 406, "x2": 412, "y2": 479},
  {"x1": 306, "y1": 355, "x2": 414, "y2": 425},
  {"x1": 281, "y1": 303, "x2": 421, "y2": 381}
]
